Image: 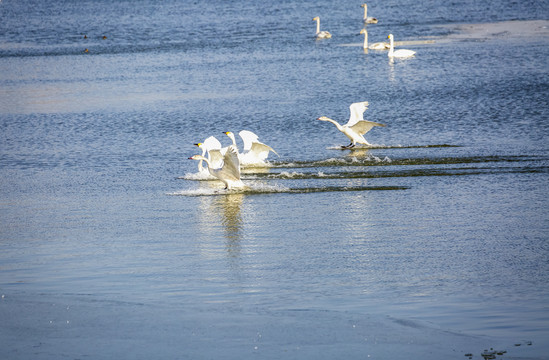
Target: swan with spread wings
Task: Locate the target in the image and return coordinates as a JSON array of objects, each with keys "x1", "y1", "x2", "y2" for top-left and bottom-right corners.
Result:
[
  {"x1": 317, "y1": 101, "x2": 386, "y2": 148},
  {"x1": 224, "y1": 130, "x2": 278, "y2": 166},
  {"x1": 189, "y1": 145, "x2": 244, "y2": 189}
]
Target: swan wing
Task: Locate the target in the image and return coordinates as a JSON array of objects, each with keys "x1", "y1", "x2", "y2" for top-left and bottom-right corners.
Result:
[
  {"x1": 246, "y1": 142, "x2": 278, "y2": 163},
  {"x1": 208, "y1": 149, "x2": 224, "y2": 169},
  {"x1": 396, "y1": 49, "x2": 416, "y2": 57},
  {"x1": 347, "y1": 101, "x2": 369, "y2": 126},
  {"x1": 203, "y1": 136, "x2": 222, "y2": 151},
  {"x1": 317, "y1": 31, "x2": 332, "y2": 39},
  {"x1": 238, "y1": 130, "x2": 259, "y2": 152},
  {"x1": 350, "y1": 120, "x2": 386, "y2": 135},
  {"x1": 221, "y1": 145, "x2": 241, "y2": 180},
  {"x1": 369, "y1": 42, "x2": 390, "y2": 50}
]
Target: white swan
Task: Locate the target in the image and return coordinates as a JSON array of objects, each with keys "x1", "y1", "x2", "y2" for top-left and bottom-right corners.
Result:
[
  {"x1": 361, "y1": 4, "x2": 378, "y2": 24},
  {"x1": 194, "y1": 136, "x2": 224, "y2": 174},
  {"x1": 313, "y1": 16, "x2": 332, "y2": 39},
  {"x1": 224, "y1": 130, "x2": 278, "y2": 166},
  {"x1": 189, "y1": 145, "x2": 244, "y2": 189},
  {"x1": 317, "y1": 101, "x2": 386, "y2": 148},
  {"x1": 388, "y1": 34, "x2": 416, "y2": 58},
  {"x1": 360, "y1": 29, "x2": 390, "y2": 50}
]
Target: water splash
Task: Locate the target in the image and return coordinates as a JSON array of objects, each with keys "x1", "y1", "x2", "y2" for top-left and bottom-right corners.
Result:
[{"x1": 168, "y1": 183, "x2": 408, "y2": 196}]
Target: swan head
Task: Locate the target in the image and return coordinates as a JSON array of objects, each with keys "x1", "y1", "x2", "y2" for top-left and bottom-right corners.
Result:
[
  {"x1": 224, "y1": 131, "x2": 237, "y2": 144},
  {"x1": 360, "y1": 28, "x2": 366, "y2": 35},
  {"x1": 313, "y1": 16, "x2": 319, "y2": 21},
  {"x1": 317, "y1": 116, "x2": 332, "y2": 122},
  {"x1": 188, "y1": 155, "x2": 206, "y2": 161},
  {"x1": 194, "y1": 142, "x2": 203, "y2": 148},
  {"x1": 361, "y1": 4, "x2": 367, "y2": 9},
  {"x1": 388, "y1": 34, "x2": 394, "y2": 40}
]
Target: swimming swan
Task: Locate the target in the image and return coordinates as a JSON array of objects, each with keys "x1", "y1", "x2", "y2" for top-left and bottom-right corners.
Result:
[
  {"x1": 224, "y1": 130, "x2": 278, "y2": 166},
  {"x1": 189, "y1": 145, "x2": 244, "y2": 189},
  {"x1": 360, "y1": 29, "x2": 390, "y2": 50},
  {"x1": 388, "y1": 34, "x2": 416, "y2": 58},
  {"x1": 317, "y1": 101, "x2": 386, "y2": 148},
  {"x1": 313, "y1": 16, "x2": 332, "y2": 39},
  {"x1": 361, "y1": 4, "x2": 378, "y2": 24}
]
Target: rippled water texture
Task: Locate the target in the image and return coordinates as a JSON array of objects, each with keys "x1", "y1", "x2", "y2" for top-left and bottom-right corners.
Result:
[{"x1": 1, "y1": 0, "x2": 548, "y2": 358}]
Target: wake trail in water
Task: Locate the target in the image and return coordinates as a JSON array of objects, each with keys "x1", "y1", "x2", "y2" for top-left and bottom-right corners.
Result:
[
  {"x1": 178, "y1": 153, "x2": 546, "y2": 182},
  {"x1": 174, "y1": 153, "x2": 546, "y2": 195},
  {"x1": 168, "y1": 183, "x2": 409, "y2": 197},
  {"x1": 269, "y1": 154, "x2": 545, "y2": 169},
  {"x1": 326, "y1": 144, "x2": 461, "y2": 150}
]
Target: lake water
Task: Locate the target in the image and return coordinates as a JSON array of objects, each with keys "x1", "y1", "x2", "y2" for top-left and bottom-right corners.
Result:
[{"x1": 1, "y1": 0, "x2": 548, "y2": 358}]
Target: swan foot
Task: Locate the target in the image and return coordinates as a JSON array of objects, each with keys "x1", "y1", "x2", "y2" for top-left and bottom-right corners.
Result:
[{"x1": 341, "y1": 143, "x2": 355, "y2": 149}]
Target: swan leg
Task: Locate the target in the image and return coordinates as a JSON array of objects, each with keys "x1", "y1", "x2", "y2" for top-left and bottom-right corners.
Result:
[{"x1": 342, "y1": 143, "x2": 355, "y2": 149}]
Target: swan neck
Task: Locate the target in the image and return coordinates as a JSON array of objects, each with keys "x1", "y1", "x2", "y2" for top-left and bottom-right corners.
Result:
[
  {"x1": 363, "y1": 5, "x2": 367, "y2": 20},
  {"x1": 201, "y1": 157, "x2": 211, "y2": 168},
  {"x1": 201, "y1": 157, "x2": 218, "y2": 177},
  {"x1": 363, "y1": 31, "x2": 368, "y2": 48},
  {"x1": 316, "y1": 18, "x2": 320, "y2": 34},
  {"x1": 325, "y1": 117, "x2": 342, "y2": 129}
]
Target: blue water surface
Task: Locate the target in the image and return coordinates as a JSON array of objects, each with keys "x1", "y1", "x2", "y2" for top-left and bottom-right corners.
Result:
[{"x1": 1, "y1": 0, "x2": 548, "y2": 358}]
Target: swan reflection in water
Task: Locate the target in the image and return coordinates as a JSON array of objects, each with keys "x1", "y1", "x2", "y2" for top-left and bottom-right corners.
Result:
[
  {"x1": 192, "y1": 178, "x2": 245, "y2": 262},
  {"x1": 217, "y1": 193, "x2": 244, "y2": 256},
  {"x1": 346, "y1": 147, "x2": 373, "y2": 158}
]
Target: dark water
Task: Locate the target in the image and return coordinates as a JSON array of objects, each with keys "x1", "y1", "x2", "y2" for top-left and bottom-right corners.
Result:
[{"x1": 1, "y1": 0, "x2": 548, "y2": 358}]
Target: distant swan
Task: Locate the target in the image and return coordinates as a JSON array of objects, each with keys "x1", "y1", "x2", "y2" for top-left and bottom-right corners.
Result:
[
  {"x1": 189, "y1": 145, "x2": 244, "y2": 189},
  {"x1": 313, "y1": 16, "x2": 332, "y2": 39},
  {"x1": 361, "y1": 4, "x2": 378, "y2": 24},
  {"x1": 360, "y1": 29, "x2": 390, "y2": 50},
  {"x1": 317, "y1": 101, "x2": 386, "y2": 148},
  {"x1": 388, "y1": 34, "x2": 416, "y2": 58},
  {"x1": 224, "y1": 130, "x2": 278, "y2": 166},
  {"x1": 194, "y1": 136, "x2": 224, "y2": 174}
]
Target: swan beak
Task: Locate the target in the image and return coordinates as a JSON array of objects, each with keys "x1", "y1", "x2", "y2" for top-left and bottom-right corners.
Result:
[{"x1": 188, "y1": 156, "x2": 194, "y2": 160}]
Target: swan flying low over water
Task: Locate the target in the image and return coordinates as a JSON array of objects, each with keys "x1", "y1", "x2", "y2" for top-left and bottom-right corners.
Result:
[
  {"x1": 317, "y1": 101, "x2": 386, "y2": 148},
  {"x1": 313, "y1": 16, "x2": 332, "y2": 39},
  {"x1": 388, "y1": 34, "x2": 416, "y2": 58},
  {"x1": 361, "y1": 4, "x2": 378, "y2": 24},
  {"x1": 224, "y1": 130, "x2": 278, "y2": 166},
  {"x1": 189, "y1": 145, "x2": 244, "y2": 189}
]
